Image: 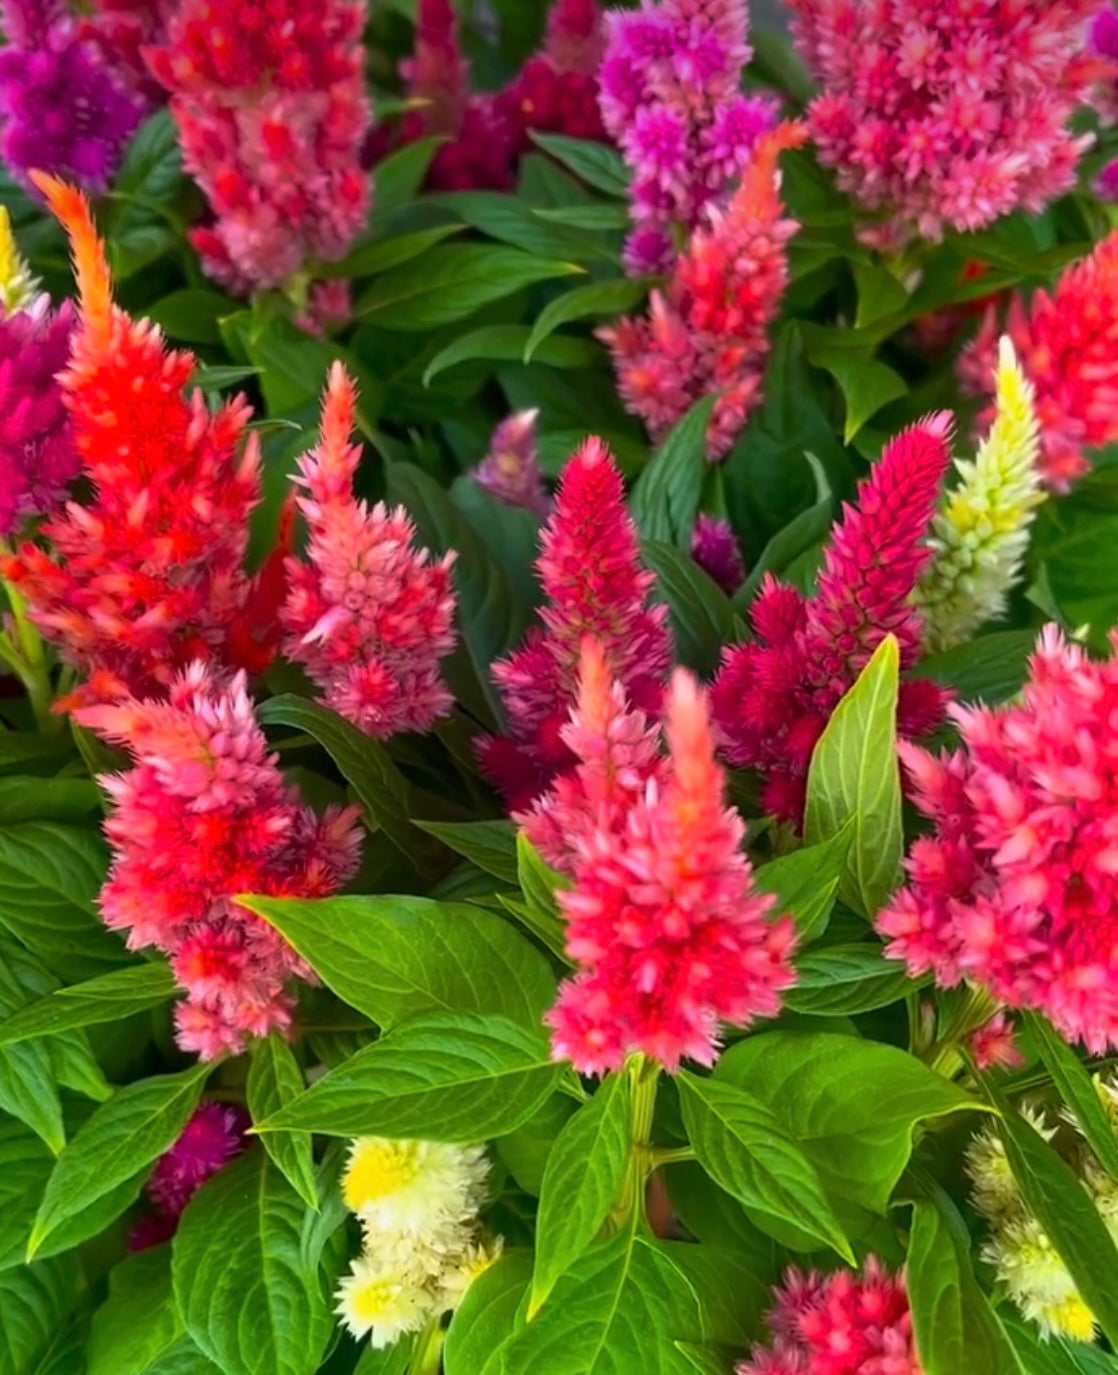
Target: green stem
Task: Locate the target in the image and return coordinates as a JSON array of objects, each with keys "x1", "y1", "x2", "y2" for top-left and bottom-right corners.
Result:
[
  {"x1": 920, "y1": 984, "x2": 998, "y2": 1080},
  {"x1": 408, "y1": 1320, "x2": 444, "y2": 1375},
  {"x1": 0, "y1": 547, "x2": 58, "y2": 734},
  {"x1": 647, "y1": 1146, "x2": 694, "y2": 1167},
  {"x1": 614, "y1": 1055, "x2": 663, "y2": 1227}
]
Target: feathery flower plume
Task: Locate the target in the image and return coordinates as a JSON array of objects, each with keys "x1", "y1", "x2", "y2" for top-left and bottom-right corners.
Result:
[
  {"x1": 281, "y1": 364, "x2": 457, "y2": 740},
  {"x1": 1091, "y1": 5, "x2": 1118, "y2": 197},
  {"x1": 598, "y1": 0, "x2": 777, "y2": 275},
  {"x1": 74, "y1": 662, "x2": 363, "y2": 1060},
  {"x1": 969, "y1": 1011, "x2": 1024, "y2": 1073},
  {"x1": 131, "y1": 1102, "x2": 248, "y2": 1250},
  {"x1": 497, "y1": 0, "x2": 606, "y2": 154},
  {"x1": 0, "y1": 205, "x2": 39, "y2": 311},
  {"x1": 2, "y1": 178, "x2": 265, "y2": 703},
  {"x1": 80, "y1": 0, "x2": 173, "y2": 112},
  {"x1": 787, "y1": 0, "x2": 1100, "y2": 244},
  {"x1": 0, "y1": 0, "x2": 144, "y2": 190},
  {"x1": 713, "y1": 416, "x2": 952, "y2": 826},
  {"x1": 960, "y1": 233, "x2": 1118, "y2": 490},
  {"x1": 477, "y1": 437, "x2": 671, "y2": 810},
  {"x1": 879, "y1": 626, "x2": 1118, "y2": 1054},
  {"x1": 545, "y1": 645, "x2": 797, "y2": 1074},
  {"x1": 691, "y1": 514, "x2": 744, "y2": 596},
  {"x1": 737, "y1": 1259, "x2": 923, "y2": 1375},
  {"x1": 915, "y1": 338, "x2": 1044, "y2": 653},
  {"x1": 147, "y1": 0, "x2": 371, "y2": 294},
  {"x1": 471, "y1": 410, "x2": 550, "y2": 518},
  {"x1": 602, "y1": 122, "x2": 807, "y2": 460}
]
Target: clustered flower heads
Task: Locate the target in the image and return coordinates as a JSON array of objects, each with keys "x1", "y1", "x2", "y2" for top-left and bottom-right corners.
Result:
[
  {"x1": 131, "y1": 1102, "x2": 248, "y2": 1250},
  {"x1": 336, "y1": 1136, "x2": 500, "y2": 1349},
  {"x1": 878, "y1": 626, "x2": 1118, "y2": 1054},
  {"x1": 597, "y1": 0, "x2": 776, "y2": 275},
  {"x1": 787, "y1": 0, "x2": 1101, "y2": 245}
]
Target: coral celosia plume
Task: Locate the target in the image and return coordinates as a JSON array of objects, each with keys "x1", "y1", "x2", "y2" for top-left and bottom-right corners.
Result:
[
  {"x1": 878, "y1": 625, "x2": 1118, "y2": 1055},
  {"x1": 131, "y1": 1102, "x2": 248, "y2": 1250},
  {"x1": 713, "y1": 416, "x2": 952, "y2": 825},
  {"x1": 281, "y1": 363, "x2": 457, "y2": 740},
  {"x1": 75, "y1": 662, "x2": 362, "y2": 1059}
]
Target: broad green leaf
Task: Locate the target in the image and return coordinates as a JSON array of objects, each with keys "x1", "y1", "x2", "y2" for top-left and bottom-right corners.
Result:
[
  {"x1": 0, "y1": 1117, "x2": 52, "y2": 1271},
  {"x1": 242, "y1": 894, "x2": 554, "y2": 1032},
  {"x1": 802, "y1": 326, "x2": 908, "y2": 442},
  {"x1": 1025, "y1": 1012, "x2": 1118, "y2": 1181},
  {"x1": 327, "y1": 223, "x2": 462, "y2": 278},
  {"x1": 915, "y1": 631, "x2": 1034, "y2": 707},
  {"x1": 677, "y1": 1071, "x2": 853, "y2": 1262},
  {"x1": 531, "y1": 1072, "x2": 632, "y2": 1312},
  {"x1": 105, "y1": 110, "x2": 183, "y2": 277},
  {"x1": 804, "y1": 635, "x2": 903, "y2": 919},
  {"x1": 528, "y1": 134, "x2": 631, "y2": 198},
  {"x1": 423, "y1": 324, "x2": 599, "y2": 385},
  {"x1": 87, "y1": 1247, "x2": 219, "y2": 1375},
  {"x1": 194, "y1": 364, "x2": 260, "y2": 392},
  {"x1": 498, "y1": 1092, "x2": 578, "y2": 1196},
  {"x1": 29, "y1": 1062, "x2": 211, "y2": 1258},
  {"x1": 851, "y1": 261, "x2": 910, "y2": 329},
  {"x1": 0, "y1": 1254, "x2": 84, "y2": 1375},
  {"x1": 641, "y1": 539, "x2": 743, "y2": 677},
  {"x1": 1003, "y1": 1315, "x2": 1118, "y2": 1375},
  {"x1": 718, "y1": 1033, "x2": 984, "y2": 1216},
  {"x1": 783, "y1": 943, "x2": 920, "y2": 1015},
  {"x1": 411, "y1": 820, "x2": 519, "y2": 885},
  {"x1": 255, "y1": 1012, "x2": 563, "y2": 1141},
  {"x1": 354, "y1": 1339, "x2": 418, "y2": 1375},
  {"x1": 630, "y1": 397, "x2": 718, "y2": 549},
  {"x1": 444, "y1": 1250, "x2": 533, "y2": 1375},
  {"x1": 735, "y1": 492, "x2": 833, "y2": 611},
  {"x1": 0, "y1": 957, "x2": 63, "y2": 1153},
  {"x1": 908, "y1": 1194, "x2": 1024, "y2": 1375},
  {"x1": 433, "y1": 190, "x2": 609, "y2": 262},
  {"x1": 174, "y1": 1149, "x2": 336, "y2": 1375},
  {"x1": 524, "y1": 278, "x2": 654, "y2": 362},
  {"x1": 0, "y1": 777, "x2": 100, "y2": 825},
  {"x1": 0, "y1": 961, "x2": 177, "y2": 1047},
  {"x1": 752, "y1": 820, "x2": 855, "y2": 943},
  {"x1": 665, "y1": 1162, "x2": 779, "y2": 1273},
  {"x1": 510, "y1": 833, "x2": 568, "y2": 961},
  {"x1": 146, "y1": 289, "x2": 237, "y2": 346},
  {"x1": 369, "y1": 137, "x2": 445, "y2": 226},
  {"x1": 248, "y1": 1037, "x2": 317, "y2": 1211},
  {"x1": 533, "y1": 204, "x2": 631, "y2": 230}
]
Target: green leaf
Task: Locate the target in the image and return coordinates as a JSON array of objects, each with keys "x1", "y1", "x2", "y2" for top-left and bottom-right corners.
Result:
[
  {"x1": 802, "y1": 326, "x2": 908, "y2": 442},
  {"x1": 734, "y1": 482, "x2": 833, "y2": 611},
  {"x1": 533, "y1": 204, "x2": 632, "y2": 231},
  {"x1": 146, "y1": 289, "x2": 237, "y2": 346},
  {"x1": 528, "y1": 134, "x2": 631, "y2": 199},
  {"x1": 630, "y1": 397, "x2": 717, "y2": 548},
  {"x1": 248, "y1": 1037, "x2": 317, "y2": 1211},
  {"x1": 641, "y1": 539, "x2": 743, "y2": 677},
  {"x1": 524, "y1": 278, "x2": 653, "y2": 362},
  {"x1": 804, "y1": 635, "x2": 903, "y2": 919},
  {"x1": 908, "y1": 1193, "x2": 1024, "y2": 1375},
  {"x1": 434, "y1": 190, "x2": 610, "y2": 262},
  {"x1": 241, "y1": 894, "x2": 555, "y2": 1032},
  {"x1": 510, "y1": 832, "x2": 569, "y2": 961},
  {"x1": 1003, "y1": 1315, "x2": 1118, "y2": 1375},
  {"x1": 0, "y1": 1254, "x2": 84, "y2": 1375},
  {"x1": 370, "y1": 138, "x2": 445, "y2": 225},
  {"x1": 255, "y1": 1012, "x2": 563, "y2": 1141},
  {"x1": 174, "y1": 1149, "x2": 337, "y2": 1375},
  {"x1": 531, "y1": 1072, "x2": 632, "y2": 1313},
  {"x1": 327, "y1": 222, "x2": 462, "y2": 279},
  {"x1": 87, "y1": 1248, "x2": 219, "y2": 1375},
  {"x1": 410, "y1": 820, "x2": 518, "y2": 885},
  {"x1": 0, "y1": 975, "x2": 63, "y2": 1154},
  {"x1": 29, "y1": 1062, "x2": 212, "y2": 1258},
  {"x1": 355, "y1": 245, "x2": 582, "y2": 329},
  {"x1": 752, "y1": 820, "x2": 855, "y2": 943},
  {"x1": 0, "y1": 778, "x2": 100, "y2": 826},
  {"x1": 0, "y1": 1117, "x2": 52, "y2": 1271},
  {"x1": 783, "y1": 943, "x2": 919, "y2": 1015},
  {"x1": 498, "y1": 1092, "x2": 578, "y2": 1196},
  {"x1": 914, "y1": 631, "x2": 1035, "y2": 707},
  {"x1": 194, "y1": 364, "x2": 261, "y2": 392},
  {"x1": 852, "y1": 261, "x2": 911, "y2": 329},
  {"x1": 0, "y1": 962, "x2": 177, "y2": 1047},
  {"x1": 678, "y1": 1071, "x2": 854, "y2": 1262},
  {"x1": 718, "y1": 1032, "x2": 984, "y2": 1216},
  {"x1": 105, "y1": 110, "x2": 183, "y2": 276},
  {"x1": 423, "y1": 323, "x2": 599, "y2": 385},
  {"x1": 1025, "y1": 1012, "x2": 1118, "y2": 1181},
  {"x1": 444, "y1": 1250, "x2": 533, "y2": 1375}
]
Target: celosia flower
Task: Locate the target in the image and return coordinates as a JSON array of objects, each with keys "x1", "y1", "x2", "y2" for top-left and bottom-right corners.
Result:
[
  {"x1": 598, "y1": 0, "x2": 777, "y2": 274},
  {"x1": 74, "y1": 662, "x2": 363, "y2": 1059},
  {"x1": 147, "y1": 0, "x2": 371, "y2": 293},
  {"x1": 342, "y1": 1137, "x2": 489, "y2": 1239},
  {"x1": 0, "y1": 0, "x2": 143, "y2": 190},
  {"x1": 2, "y1": 178, "x2": 266, "y2": 702},
  {"x1": 1092, "y1": 5, "x2": 1118, "y2": 195},
  {"x1": 602, "y1": 123, "x2": 806, "y2": 460},
  {"x1": 546, "y1": 644, "x2": 797, "y2": 1074},
  {"x1": 498, "y1": 0, "x2": 606, "y2": 155},
  {"x1": 969, "y1": 1011, "x2": 1024, "y2": 1072},
  {"x1": 713, "y1": 417, "x2": 952, "y2": 826},
  {"x1": 960, "y1": 233, "x2": 1118, "y2": 490},
  {"x1": 336, "y1": 1255, "x2": 436, "y2": 1348},
  {"x1": 915, "y1": 338, "x2": 1044, "y2": 653},
  {"x1": 787, "y1": 0, "x2": 1100, "y2": 244},
  {"x1": 80, "y1": 0, "x2": 173, "y2": 112},
  {"x1": 691, "y1": 514, "x2": 744, "y2": 596},
  {"x1": 879, "y1": 626, "x2": 1118, "y2": 1054},
  {"x1": 131, "y1": 1102, "x2": 248, "y2": 1250},
  {"x1": 477, "y1": 436, "x2": 671, "y2": 810},
  {"x1": 738, "y1": 1259, "x2": 923, "y2": 1375},
  {"x1": 471, "y1": 410, "x2": 550, "y2": 518},
  {"x1": 0, "y1": 205, "x2": 39, "y2": 311},
  {"x1": 281, "y1": 364, "x2": 457, "y2": 740}
]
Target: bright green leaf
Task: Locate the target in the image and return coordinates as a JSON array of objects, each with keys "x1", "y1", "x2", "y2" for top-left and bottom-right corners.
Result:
[
  {"x1": 0, "y1": 962, "x2": 177, "y2": 1047},
  {"x1": 0, "y1": 1254, "x2": 84, "y2": 1375},
  {"x1": 524, "y1": 278, "x2": 653, "y2": 362},
  {"x1": 1025, "y1": 1012, "x2": 1118, "y2": 1182},
  {"x1": 527, "y1": 134, "x2": 631, "y2": 198},
  {"x1": 752, "y1": 820, "x2": 855, "y2": 943},
  {"x1": 424, "y1": 324, "x2": 599, "y2": 385},
  {"x1": 248, "y1": 1037, "x2": 318, "y2": 1211},
  {"x1": 783, "y1": 943, "x2": 921, "y2": 1016},
  {"x1": 630, "y1": 397, "x2": 717, "y2": 549},
  {"x1": 410, "y1": 820, "x2": 518, "y2": 886}
]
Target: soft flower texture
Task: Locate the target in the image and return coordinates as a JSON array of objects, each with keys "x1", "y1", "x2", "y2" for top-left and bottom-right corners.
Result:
[
  {"x1": 342, "y1": 1138, "x2": 489, "y2": 1238},
  {"x1": 598, "y1": 0, "x2": 777, "y2": 274},
  {"x1": 691, "y1": 514, "x2": 745, "y2": 595},
  {"x1": 74, "y1": 662, "x2": 363, "y2": 1059},
  {"x1": 787, "y1": 0, "x2": 1100, "y2": 244},
  {"x1": 0, "y1": 0, "x2": 144, "y2": 190},
  {"x1": 3, "y1": 178, "x2": 272, "y2": 703},
  {"x1": 878, "y1": 626, "x2": 1118, "y2": 1055},
  {"x1": 1092, "y1": 5, "x2": 1118, "y2": 197},
  {"x1": 960, "y1": 233, "x2": 1118, "y2": 490},
  {"x1": 968, "y1": 1010, "x2": 1024, "y2": 1071},
  {"x1": 0, "y1": 208, "x2": 78, "y2": 537},
  {"x1": 147, "y1": 0, "x2": 371, "y2": 293},
  {"x1": 281, "y1": 363, "x2": 457, "y2": 740},
  {"x1": 914, "y1": 338, "x2": 1044, "y2": 653},
  {"x1": 80, "y1": 0, "x2": 173, "y2": 111},
  {"x1": 478, "y1": 437, "x2": 671, "y2": 811},
  {"x1": 472, "y1": 409, "x2": 550, "y2": 518},
  {"x1": 602, "y1": 122, "x2": 806, "y2": 460},
  {"x1": 131, "y1": 1103, "x2": 248, "y2": 1250},
  {"x1": 713, "y1": 416, "x2": 952, "y2": 826},
  {"x1": 738, "y1": 1260, "x2": 923, "y2": 1375},
  {"x1": 544, "y1": 641, "x2": 797, "y2": 1074}
]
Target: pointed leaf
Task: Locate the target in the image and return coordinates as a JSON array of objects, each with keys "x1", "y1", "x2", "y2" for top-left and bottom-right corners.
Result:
[
  {"x1": 248, "y1": 1037, "x2": 317, "y2": 1210},
  {"x1": 87, "y1": 1247, "x2": 219, "y2": 1375},
  {"x1": 0, "y1": 962, "x2": 177, "y2": 1046},
  {"x1": 1024, "y1": 1012, "x2": 1118, "y2": 1181},
  {"x1": 752, "y1": 820, "x2": 855, "y2": 943},
  {"x1": 630, "y1": 397, "x2": 718, "y2": 548},
  {"x1": 524, "y1": 278, "x2": 653, "y2": 362}
]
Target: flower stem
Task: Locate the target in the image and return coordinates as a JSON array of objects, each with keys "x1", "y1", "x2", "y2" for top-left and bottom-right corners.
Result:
[
  {"x1": 408, "y1": 1320, "x2": 444, "y2": 1375},
  {"x1": 0, "y1": 563, "x2": 57, "y2": 734}
]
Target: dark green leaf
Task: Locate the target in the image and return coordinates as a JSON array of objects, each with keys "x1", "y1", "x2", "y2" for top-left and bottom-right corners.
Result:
[
  {"x1": 783, "y1": 943, "x2": 918, "y2": 1015},
  {"x1": 146, "y1": 289, "x2": 237, "y2": 345},
  {"x1": 370, "y1": 138, "x2": 445, "y2": 225},
  {"x1": 914, "y1": 630, "x2": 1036, "y2": 706},
  {"x1": 734, "y1": 486, "x2": 833, "y2": 611},
  {"x1": 248, "y1": 1036, "x2": 317, "y2": 1211},
  {"x1": 0, "y1": 1254, "x2": 84, "y2": 1375},
  {"x1": 752, "y1": 820, "x2": 855, "y2": 943},
  {"x1": 498, "y1": 1092, "x2": 578, "y2": 1196},
  {"x1": 1026, "y1": 1012, "x2": 1118, "y2": 1181},
  {"x1": 801, "y1": 326, "x2": 908, "y2": 442},
  {"x1": 524, "y1": 278, "x2": 653, "y2": 362},
  {"x1": 0, "y1": 1117, "x2": 51, "y2": 1272},
  {"x1": 630, "y1": 397, "x2": 717, "y2": 548},
  {"x1": 411, "y1": 820, "x2": 518, "y2": 886},
  {"x1": 87, "y1": 1247, "x2": 219, "y2": 1375},
  {"x1": 642, "y1": 539, "x2": 743, "y2": 677},
  {"x1": 327, "y1": 223, "x2": 462, "y2": 279},
  {"x1": 0, "y1": 962, "x2": 177, "y2": 1047},
  {"x1": 433, "y1": 191, "x2": 609, "y2": 262},
  {"x1": 424, "y1": 324, "x2": 599, "y2": 385},
  {"x1": 510, "y1": 833, "x2": 568, "y2": 961}
]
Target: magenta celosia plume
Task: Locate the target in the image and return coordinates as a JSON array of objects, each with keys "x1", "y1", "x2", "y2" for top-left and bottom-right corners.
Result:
[
  {"x1": 1093, "y1": 4, "x2": 1118, "y2": 197},
  {"x1": 959, "y1": 232, "x2": 1118, "y2": 490},
  {"x1": 738, "y1": 1260, "x2": 924, "y2": 1375},
  {"x1": 131, "y1": 1102, "x2": 248, "y2": 1250},
  {"x1": 787, "y1": 0, "x2": 1100, "y2": 245},
  {"x1": 478, "y1": 436, "x2": 672, "y2": 810},
  {"x1": 712, "y1": 416, "x2": 953, "y2": 826},
  {"x1": 602, "y1": 122, "x2": 807, "y2": 460},
  {"x1": 75, "y1": 663, "x2": 362, "y2": 1060},
  {"x1": 281, "y1": 363, "x2": 457, "y2": 740},
  {"x1": 498, "y1": 0, "x2": 606, "y2": 155},
  {"x1": 878, "y1": 626, "x2": 1118, "y2": 1056},
  {"x1": 691, "y1": 515, "x2": 745, "y2": 596},
  {"x1": 471, "y1": 410, "x2": 550, "y2": 518},
  {"x1": 147, "y1": 0, "x2": 371, "y2": 293}
]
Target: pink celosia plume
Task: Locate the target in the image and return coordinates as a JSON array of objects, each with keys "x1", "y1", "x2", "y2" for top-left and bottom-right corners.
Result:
[
  {"x1": 712, "y1": 415, "x2": 953, "y2": 826},
  {"x1": 280, "y1": 363, "x2": 458, "y2": 740},
  {"x1": 471, "y1": 410, "x2": 550, "y2": 518},
  {"x1": 75, "y1": 662, "x2": 363, "y2": 1059},
  {"x1": 131, "y1": 1102, "x2": 248, "y2": 1249},
  {"x1": 969, "y1": 1011, "x2": 1024, "y2": 1072},
  {"x1": 878, "y1": 625, "x2": 1118, "y2": 1056}
]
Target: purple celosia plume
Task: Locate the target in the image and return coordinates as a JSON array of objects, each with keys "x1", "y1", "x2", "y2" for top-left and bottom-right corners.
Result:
[
  {"x1": 691, "y1": 515, "x2": 744, "y2": 595},
  {"x1": 472, "y1": 411, "x2": 550, "y2": 518},
  {"x1": 131, "y1": 1103, "x2": 249, "y2": 1250}
]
